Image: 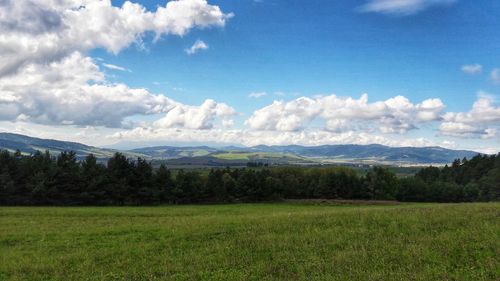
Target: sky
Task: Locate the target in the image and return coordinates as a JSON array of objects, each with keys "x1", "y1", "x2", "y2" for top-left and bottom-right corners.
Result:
[{"x1": 0, "y1": 0, "x2": 499, "y2": 153}]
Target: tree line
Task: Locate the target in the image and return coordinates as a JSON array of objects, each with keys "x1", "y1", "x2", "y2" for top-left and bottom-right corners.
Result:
[{"x1": 0, "y1": 150, "x2": 498, "y2": 205}]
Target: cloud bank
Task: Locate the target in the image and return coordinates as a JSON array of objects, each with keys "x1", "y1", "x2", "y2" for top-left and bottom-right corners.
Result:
[
  {"x1": 245, "y1": 94, "x2": 445, "y2": 134},
  {"x1": 440, "y1": 96, "x2": 500, "y2": 138}
]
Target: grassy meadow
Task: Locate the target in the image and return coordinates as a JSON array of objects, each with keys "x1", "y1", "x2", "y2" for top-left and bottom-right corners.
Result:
[{"x1": 0, "y1": 202, "x2": 499, "y2": 281}]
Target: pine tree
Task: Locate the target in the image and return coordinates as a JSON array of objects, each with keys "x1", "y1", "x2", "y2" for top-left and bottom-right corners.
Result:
[{"x1": 155, "y1": 164, "x2": 175, "y2": 203}]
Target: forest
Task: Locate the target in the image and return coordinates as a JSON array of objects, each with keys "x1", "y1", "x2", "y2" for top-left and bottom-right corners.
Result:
[{"x1": 0, "y1": 150, "x2": 498, "y2": 205}]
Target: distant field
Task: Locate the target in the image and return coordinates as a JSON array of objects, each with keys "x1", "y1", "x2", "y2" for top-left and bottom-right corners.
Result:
[
  {"x1": 212, "y1": 152, "x2": 252, "y2": 160},
  {"x1": 1, "y1": 203, "x2": 498, "y2": 281},
  {"x1": 212, "y1": 152, "x2": 303, "y2": 161}
]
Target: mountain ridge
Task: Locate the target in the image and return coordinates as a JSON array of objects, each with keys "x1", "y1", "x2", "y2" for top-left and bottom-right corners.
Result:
[
  {"x1": 0, "y1": 132, "x2": 481, "y2": 164},
  {"x1": 0, "y1": 132, "x2": 121, "y2": 159}
]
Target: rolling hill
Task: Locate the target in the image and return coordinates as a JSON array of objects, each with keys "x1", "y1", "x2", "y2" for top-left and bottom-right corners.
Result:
[
  {"x1": 133, "y1": 144, "x2": 479, "y2": 165},
  {"x1": 130, "y1": 146, "x2": 220, "y2": 158},
  {"x1": 0, "y1": 132, "x2": 120, "y2": 159},
  {"x1": 245, "y1": 144, "x2": 479, "y2": 164},
  {"x1": 0, "y1": 132, "x2": 481, "y2": 165}
]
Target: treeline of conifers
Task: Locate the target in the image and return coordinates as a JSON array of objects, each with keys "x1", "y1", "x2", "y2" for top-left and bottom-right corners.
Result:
[{"x1": 0, "y1": 150, "x2": 498, "y2": 205}]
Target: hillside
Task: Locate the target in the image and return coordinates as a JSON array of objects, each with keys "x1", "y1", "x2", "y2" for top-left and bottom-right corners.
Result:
[
  {"x1": 0, "y1": 132, "x2": 119, "y2": 159},
  {"x1": 247, "y1": 144, "x2": 479, "y2": 164},
  {"x1": 130, "y1": 146, "x2": 220, "y2": 158},
  {"x1": 0, "y1": 132, "x2": 481, "y2": 164},
  {"x1": 135, "y1": 144, "x2": 479, "y2": 165}
]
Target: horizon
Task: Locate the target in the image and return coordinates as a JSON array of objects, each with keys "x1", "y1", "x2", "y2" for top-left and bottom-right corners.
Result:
[
  {"x1": 0, "y1": 131, "x2": 483, "y2": 153},
  {"x1": 0, "y1": 0, "x2": 499, "y2": 154}
]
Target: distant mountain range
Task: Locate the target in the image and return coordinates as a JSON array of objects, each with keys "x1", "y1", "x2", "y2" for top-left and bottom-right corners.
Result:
[
  {"x1": 245, "y1": 144, "x2": 479, "y2": 164},
  {"x1": 0, "y1": 132, "x2": 481, "y2": 165},
  {"x1": 0, "y1": 132, "x2": 121, "y2": 159}
]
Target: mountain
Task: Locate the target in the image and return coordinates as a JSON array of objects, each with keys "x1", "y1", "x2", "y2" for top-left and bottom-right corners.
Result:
[
  {"x1": 0, "y1": 132, "x2": 120, "y2": 159},
  {"x1": 133, "y1": 144, "x2": 479, "y2": 165},
  {"x1": 0, "y1": 132, "x2": 481, "y2": 164},
  {"x1": 246, "y1": 144, "x2": 479, "y2": 164},
  {"x1": 130, "y1": 146, "x2": 221, "y2": 159}
]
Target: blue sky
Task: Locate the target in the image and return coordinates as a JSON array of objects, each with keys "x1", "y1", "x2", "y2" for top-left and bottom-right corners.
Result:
[
  {"x1": 99, "y1": 0, "x2": 499, "y2": 110},
  {"x1": 0, "y1": 0, "x2": 499, "y2": 152}
]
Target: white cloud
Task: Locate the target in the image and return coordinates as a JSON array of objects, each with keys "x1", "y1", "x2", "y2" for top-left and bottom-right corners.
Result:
[
  {"x1": 0, "y1": 0, "x2": 497, "y2": 152},
  {"x1": 440, "y1": 122, "x2": 482, "y2": 136},
  {"x1": 245, "y1": 97, "x2": 319, "y2": 131},
  {"x1": 443, "y1": 96, "x2": 500, "y2": 124},
  {"x1": 0, "y1": 0, "x2": 232, "y2": 77},
  {"x1": 0, "y1": 52, "x2": 235, "y2": 129},
  {"x1": 491, "y1": 68, "x2": 500, "y2": 84},
  {"x1": 185, "y1": 39, "x2": 209, "y2": 55},
  {"x1": 415, "y1": 98, "x2": 446, "y2": 121},
  {"x1": 358, "y1": 0, "x2": 456, "y2": 16},
  {"x1": 0, "y1": 0, "x2": 234, "y2": 129},
  {"x1": 3, "y1": 119, "x2": 497, "y2": 153},
  {"x1": 484, "y1": 128, "x2": 497, "y2": 139},
  {"x1": 245, "y1": 94, "x2": 445, "y2": 134},
  {"x1": 110, "y1": 126, "x2": 439, "y2": 148},
  {"x1": 222, "y1": 119, "x2": 235, "y2": 128},
  {"x1": 248, "y1": 92, "x2": 267, "y2": 98},
  {"x1": 102, "y1": 63, "x2": 131, "y2": 72},
  {"x1": 0, "y1": 52, "x2": 169, "y2": 127},
  {"x1": 153, "y1": 99, "x2": 235, "y2": 130},
  {"x1": 461, "y1": 64, "x2": 482, "y2": 75},
  {"x1": 440, "y1": 95, "x2": 500, "y2": 138}
]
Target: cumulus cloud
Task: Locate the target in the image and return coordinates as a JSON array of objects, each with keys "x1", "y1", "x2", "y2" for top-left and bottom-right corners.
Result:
[
  {"x1": 153, "y1": 99, "x2": 235, "y2": 130},
  {"x1": 461, "y1": 64, "x2": 482, "y2": 75},
  {"x1": 110, "y1": 126, "x2": 438, "y2": 148},
  {"x1": 1, "y1": 0, "x2": 496, "y2": 151},
  {"x1": 0, "y1": 0, "x2": 234, "y2": 129},
  {"x1": 248, "y1": 92, "x2": 267, "y2": 98},
  {"x1": 245, "y1": 94, "x2": 445, "y2": 134},
  {"x1": 245, "y1": 97, "x2": 318, "y2": 131},
  {"x1": 0, "y1": 52, "x2": 169, "y2": 127},
  {"x1": 439, "y1": 122, "x2": 482, "y2": 136},
  {"x1": 0, "y1": 0, "x2": 233, "y2": 77},
  {"x1": 185, "y1": 39, "x2": 209, "y2": 55},
  {"x1": 221, "y1": 119, "x2": 235, "y2": 128},
  {"x1": 102, "y1": 63, "x2": 131, "y2": 72},
  {"x1": 440, "y1": 96, "x2": 500, "y2": 138},
  {"x1": 3, "y1": 118, "x2": 497, "y2": 153},
  {"x1": 0, "y1": 52, "x2": 235, "y2": 129},
  {"x1": 491, "y1": 68, "x2": 500, "y2": 84},
  {"x1": 358, "y1": 0, "x2": 457, "y2": 16}
]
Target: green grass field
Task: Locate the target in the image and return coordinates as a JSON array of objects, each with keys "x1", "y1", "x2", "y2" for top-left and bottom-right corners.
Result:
[
  {"x1": 1, "y1": 203, "x2": 499, "y2": 281},
  {"x1": 212, "y1": 152, "x2": 304, "y2": 161}
]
